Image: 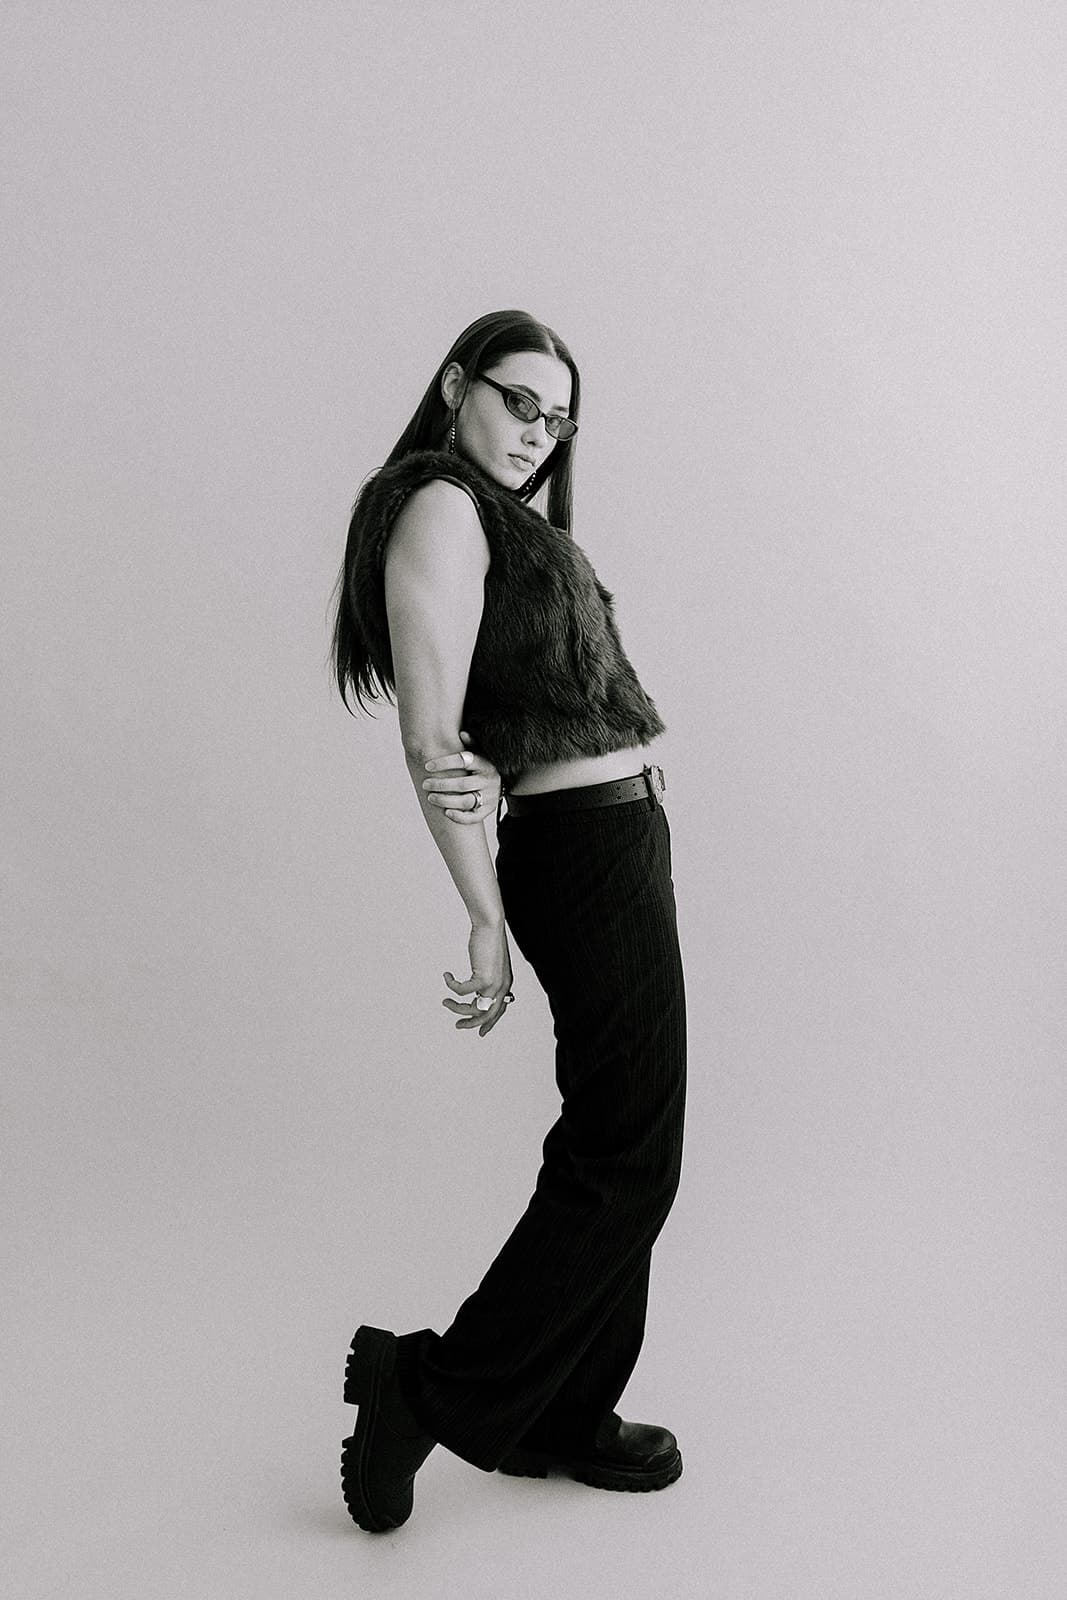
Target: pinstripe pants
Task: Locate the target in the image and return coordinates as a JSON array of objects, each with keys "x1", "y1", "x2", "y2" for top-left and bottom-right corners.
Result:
[{"x1": 395, "y1": 789, "x2": 687, "y2": 1472}]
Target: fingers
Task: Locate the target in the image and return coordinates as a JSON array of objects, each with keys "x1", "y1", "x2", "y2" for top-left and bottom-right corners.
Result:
[
  {"x1": 423, "y1": 747, "x2": 503, "y2": 827},
  {"x1": 424, "y1": 751, "x2": 477, "y2": 774},
  {"x1": 442, "y1": 971, "x2": 510, "y2": 1035},
  {"x1": 425, "y1": 791, "x2": 485, "y2": 823},
  {"x1": 443, "y1": 996, "x2": 505, "y2": 1034},
  {"x1": 448, "y1": 1000, "x2": 506, "y2": 1035},
  {"x1": 422, "y1": 776, "x2": 484, "y2": 799},
  {"x1": 423, "y1": 769, "x2": 485, "y2": 789},
  {"x1": 443, "y1": 969, "x2": 478, "y2": 995},
  {"x1": 422, "y1": 771, "x2": 496, "y2": 824},
  {"x1": 443, "y1": 809, "x2": 481, "y2": 825}
]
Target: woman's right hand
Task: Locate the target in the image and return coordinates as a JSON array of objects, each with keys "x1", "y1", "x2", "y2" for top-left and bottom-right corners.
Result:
[
  {"x1": 442, "y1": 921, "x2": 515, "y2": 1037},
  {"x1": 422, "y1": 731, "x2": 502, "y2": 824}
]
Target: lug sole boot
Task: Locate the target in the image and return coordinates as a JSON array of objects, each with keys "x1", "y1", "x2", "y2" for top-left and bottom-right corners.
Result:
[
  {"x1": 498, "y1": 1419, "x2": 682, "y2": 1492},
  {"x1": 340, "y1": 1325, "x2": 437, "y2": 1532}
]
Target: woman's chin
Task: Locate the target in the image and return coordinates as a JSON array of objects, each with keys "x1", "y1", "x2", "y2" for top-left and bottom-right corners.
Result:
[{"x1": 473, "y1": 458, "x2": 526, "y2": 490}]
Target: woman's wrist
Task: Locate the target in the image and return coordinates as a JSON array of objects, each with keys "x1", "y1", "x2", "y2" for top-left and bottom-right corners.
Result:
[{"x1": 406, "y1": 755, "x2": 505, "y2": 927}]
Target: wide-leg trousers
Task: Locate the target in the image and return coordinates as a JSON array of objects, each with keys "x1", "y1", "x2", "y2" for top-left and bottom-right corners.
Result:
[{"x1": 395, "y1": 787, "x2": 687, "y2": 1472}]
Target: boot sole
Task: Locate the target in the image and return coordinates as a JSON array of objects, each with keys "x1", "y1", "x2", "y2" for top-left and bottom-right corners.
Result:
[
  {"x1": 340, "y1": 1326, "x2": 403, "y2": 1533},
  {"x1": 499, "y1": 1444, "x2": 684, "y2": 1492}
]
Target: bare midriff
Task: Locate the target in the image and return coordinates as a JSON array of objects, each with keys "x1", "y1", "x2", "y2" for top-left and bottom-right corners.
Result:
[{"x1": 506, "y1": 739, "x2": 664, "y2": 796}]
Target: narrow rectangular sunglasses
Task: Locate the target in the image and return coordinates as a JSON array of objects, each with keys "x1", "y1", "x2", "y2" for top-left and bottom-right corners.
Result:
[{"x1": 475, "y1": 373, "x2": 578, "y2": 440}]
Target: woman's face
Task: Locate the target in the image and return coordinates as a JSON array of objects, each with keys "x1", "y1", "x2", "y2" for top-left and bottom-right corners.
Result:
[{"x1": 442, "y1": 350, "x2": 573, "y2": 491}]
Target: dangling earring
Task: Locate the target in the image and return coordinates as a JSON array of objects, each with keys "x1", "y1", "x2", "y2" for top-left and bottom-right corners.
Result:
[
  {"x1": 522, "y1": 471, "x2": 537, "y2": 497},
  {"x1": 448, "y1": 409, "x2": 456, "y2": 454}
]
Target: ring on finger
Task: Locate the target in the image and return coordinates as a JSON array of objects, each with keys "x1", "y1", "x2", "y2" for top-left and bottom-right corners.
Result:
[{"x1": 472, "y1": 790, "x2": 482, "y2": 810}]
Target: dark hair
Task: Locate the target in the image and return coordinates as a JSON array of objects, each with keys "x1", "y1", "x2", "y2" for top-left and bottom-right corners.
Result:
[{"x1": 330, "y1": 309, "x2": 581, "y2": 715}]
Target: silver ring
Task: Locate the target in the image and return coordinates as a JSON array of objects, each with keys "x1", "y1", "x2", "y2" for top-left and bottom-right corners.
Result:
[
  {"x1": 472, "y1": 790, "x2": 482, "y2": 810},
  {"x1": 474, "y1": 994, "x2": 492, "y2": 1011}
]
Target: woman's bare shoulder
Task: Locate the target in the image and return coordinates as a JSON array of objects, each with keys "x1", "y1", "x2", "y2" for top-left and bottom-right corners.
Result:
[
  {"x1": 387, "y1": 476, "x2": 489, "y2": 574},
  {"x1": 401, "y1": 475, "x2": 483, "y2": 517}
]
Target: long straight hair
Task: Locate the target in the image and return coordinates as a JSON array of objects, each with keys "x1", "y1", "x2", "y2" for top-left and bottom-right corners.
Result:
[{"x1": 330, "y1": 310, "x2": 581, "y2": 715}]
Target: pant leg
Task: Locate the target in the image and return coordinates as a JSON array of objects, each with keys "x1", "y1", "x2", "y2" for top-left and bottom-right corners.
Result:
[
  {"x1": 396, "y1": 799, "x2": 687, "y2": 1472},
  {"x1": 514, "y1": 1251, "x2": 653, "y2": 1454}
]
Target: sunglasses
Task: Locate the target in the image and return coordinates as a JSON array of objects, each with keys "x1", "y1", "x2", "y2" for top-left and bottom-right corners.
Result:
[{"x1": 474, "y1": 373, "x2": 578, "y2": 441}]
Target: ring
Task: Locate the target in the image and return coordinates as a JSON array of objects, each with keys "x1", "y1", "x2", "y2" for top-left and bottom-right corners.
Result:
[
  {"x1": 503, "y1": 991, "x2": 515, "y2": 1004},
  {"x1": 472, "y1": 790, "x2": 482, "y2": 810},
  {"x1": 474, "y1": 994, "x2": 493, "y2": 1011}
]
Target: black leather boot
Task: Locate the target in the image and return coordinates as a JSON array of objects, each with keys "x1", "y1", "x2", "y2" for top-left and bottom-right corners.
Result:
[
  {"x1": 498, "y1": 1417, "x2": 683, "y2": 1492},
  {"x1": 340, "y1": 1325, "x2": 437, "y2": 1532}
]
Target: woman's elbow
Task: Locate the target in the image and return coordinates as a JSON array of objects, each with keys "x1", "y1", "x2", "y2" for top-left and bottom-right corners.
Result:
[{"x1": 399, "y1": 719, "x2": 464, "y2": 766}]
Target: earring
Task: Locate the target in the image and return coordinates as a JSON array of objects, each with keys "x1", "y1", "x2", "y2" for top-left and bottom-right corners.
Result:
[
  {"x1": 523, "y1": 472, "x2": 537, "y2": 496},
  {"x1": 448, "y1": 410, "x2": 456, "y2": 453}
]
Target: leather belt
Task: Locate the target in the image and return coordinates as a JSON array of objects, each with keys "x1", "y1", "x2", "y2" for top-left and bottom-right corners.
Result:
[{"x1": 504, "y1": 763, "x2": 666, "y2": 817}]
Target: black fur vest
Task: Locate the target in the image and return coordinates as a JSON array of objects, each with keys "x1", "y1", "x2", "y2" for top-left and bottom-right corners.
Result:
[{"x1": 348, "y1": 448, "x2": 666, "y2": 785}]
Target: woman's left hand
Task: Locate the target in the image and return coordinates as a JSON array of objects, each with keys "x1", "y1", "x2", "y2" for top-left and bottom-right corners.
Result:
[{"x1": 421, "y1": 730, "x2": 502, "y2": 823}]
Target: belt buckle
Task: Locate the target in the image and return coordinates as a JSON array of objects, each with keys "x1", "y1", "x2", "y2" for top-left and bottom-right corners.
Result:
[{"x1": 644, "y1": 763, "x2": 666, "y2": 807}]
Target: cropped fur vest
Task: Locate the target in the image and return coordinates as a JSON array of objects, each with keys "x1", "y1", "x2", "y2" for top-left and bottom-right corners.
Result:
[{"x1": 348, "y1": 448, "x2": 666, "y2": 785}]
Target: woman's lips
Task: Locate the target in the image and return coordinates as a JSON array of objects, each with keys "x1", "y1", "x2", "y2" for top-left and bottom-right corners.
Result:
[{"x1": 509, "y1": 453, "x2": 533, "y2": 470}]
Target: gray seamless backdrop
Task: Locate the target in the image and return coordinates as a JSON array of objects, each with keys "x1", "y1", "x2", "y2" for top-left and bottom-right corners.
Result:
[{"x1": 2, "y1": 4, "x2": 1064, "y2": 1598}]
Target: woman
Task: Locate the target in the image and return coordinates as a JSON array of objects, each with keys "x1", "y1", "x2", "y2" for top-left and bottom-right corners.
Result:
[{"x1": 330, "y1": 309, "x2": 687, "y2": 1532}]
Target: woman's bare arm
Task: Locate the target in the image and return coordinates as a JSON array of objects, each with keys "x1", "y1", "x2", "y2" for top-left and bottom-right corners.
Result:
[{"x1": 384, "y1": 479, "x2": 504, "y2": 928}]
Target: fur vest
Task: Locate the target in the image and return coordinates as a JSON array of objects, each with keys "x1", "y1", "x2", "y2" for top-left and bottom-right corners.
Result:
[{"x1": 348, "y1": 448, "x2": 666, "y2": 785}]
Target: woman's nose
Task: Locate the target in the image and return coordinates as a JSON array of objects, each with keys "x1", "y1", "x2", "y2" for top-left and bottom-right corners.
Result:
[{"x1": 521, "y1": 414, "x2": 549, "y2": 448}]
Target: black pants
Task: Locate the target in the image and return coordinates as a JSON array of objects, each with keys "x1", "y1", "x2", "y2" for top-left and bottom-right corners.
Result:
[{"x1": 395, "y1": 790, "x2": 687, "y2": 1472}]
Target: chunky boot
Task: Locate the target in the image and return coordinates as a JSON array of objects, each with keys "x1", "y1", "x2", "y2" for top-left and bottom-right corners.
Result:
[
  {"x1": 340, "y1": 1326, "x2": 437, "y2": 1532},
  {"x1": 498, "y1": 1418, "x2": 682, "y2": 1492}
]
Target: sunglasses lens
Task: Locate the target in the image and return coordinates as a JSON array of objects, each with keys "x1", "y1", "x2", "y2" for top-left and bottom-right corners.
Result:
[
  {"x1": 506, "y1": 391, "x2": 538, "y2": 422},
  {"x1": 489, "y1": 374, "x2": 575, "y2": 440}
]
